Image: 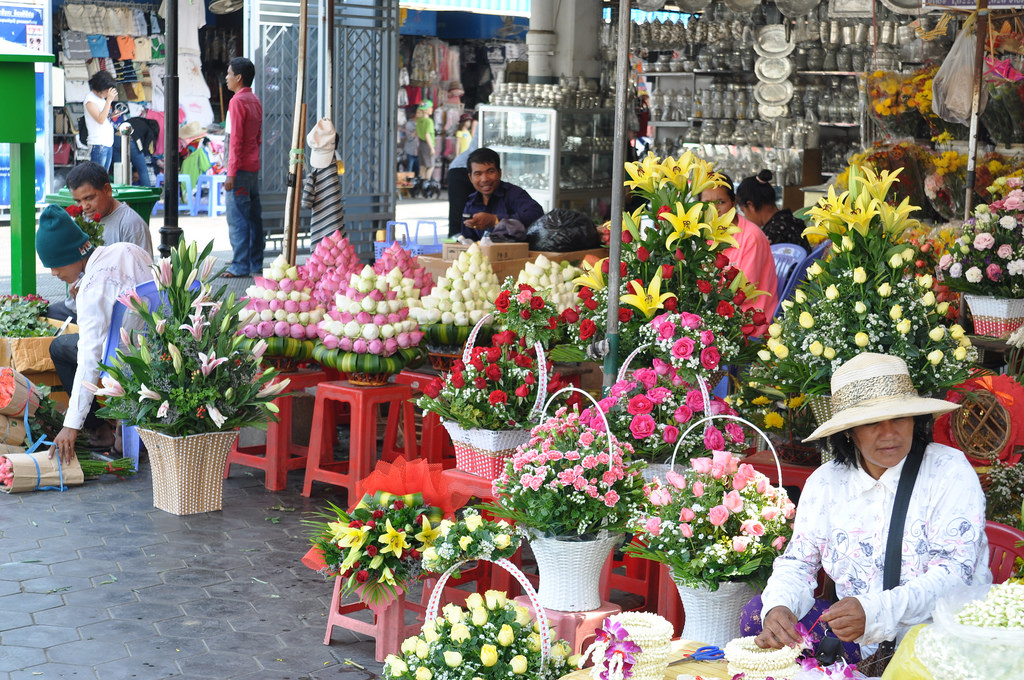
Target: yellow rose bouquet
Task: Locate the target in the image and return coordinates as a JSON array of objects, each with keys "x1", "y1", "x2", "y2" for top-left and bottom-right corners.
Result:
[
  {"x1": 421, "y1": 508, "x2": 525, "y2": 577},
  {"x1": 383, "y1": 590, "x2": 576, "y2": 680},
  {"x1": 750, "y1": 166, "x2": 975, "y2": 399}
]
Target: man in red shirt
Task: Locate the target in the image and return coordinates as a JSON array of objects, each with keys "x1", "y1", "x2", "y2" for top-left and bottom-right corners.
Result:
[{"x1": 222, "y1": 57, "x2": 264, "y2": 278}]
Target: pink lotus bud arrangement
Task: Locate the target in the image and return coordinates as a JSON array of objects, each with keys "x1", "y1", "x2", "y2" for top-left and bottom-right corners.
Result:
[
  {"x1": 317, "y1": 265, "x2": 424, "y2": 356},
  {"x1": 240, "y1": 254, "x2": 324, "y2": 339},
  {"x1": 372, "y1": 242, "x2": 435, "y2": 298},
  {"x1": 301, "y1": 230, "x2": 364, "y2": 306}
]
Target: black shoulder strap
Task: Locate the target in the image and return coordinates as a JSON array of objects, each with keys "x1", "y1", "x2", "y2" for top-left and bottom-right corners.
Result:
[{"x1": 883, "y1": 447, "x2": 925, "y2": 591}]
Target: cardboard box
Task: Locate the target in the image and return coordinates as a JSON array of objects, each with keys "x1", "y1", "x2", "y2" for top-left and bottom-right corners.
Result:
[
  {"x1": 529, "y1": 248, "x2": 608, "y2": 264},
  {"x1": 22, "y1": 370, "x2": 69, "y2": 411},
  {"x1": 442, "y1": 242, "x2": 530, "y2": 263},
  {"x1": 0, "y1": 318, "x2": 79, "y2": 374}
]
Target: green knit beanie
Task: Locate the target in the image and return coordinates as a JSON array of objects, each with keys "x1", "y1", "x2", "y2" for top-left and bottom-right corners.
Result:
[{"x1": 36, "y1": 204, "x2": 94, "y2": 268}]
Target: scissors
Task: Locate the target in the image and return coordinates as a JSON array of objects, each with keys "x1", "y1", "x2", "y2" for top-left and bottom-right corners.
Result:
[{"x1": 668, "y1": 645, "x2": 726, "y2": 665}]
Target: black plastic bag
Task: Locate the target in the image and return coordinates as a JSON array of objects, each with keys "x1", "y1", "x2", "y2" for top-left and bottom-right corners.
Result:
[{"x1": 526, "y1": 210, "x2": 600, "y2": 252}]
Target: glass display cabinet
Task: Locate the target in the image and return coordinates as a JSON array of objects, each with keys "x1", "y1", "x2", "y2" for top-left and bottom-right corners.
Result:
[{"x1": 478, "y1": 105, "x2": 614, "y2": 219}]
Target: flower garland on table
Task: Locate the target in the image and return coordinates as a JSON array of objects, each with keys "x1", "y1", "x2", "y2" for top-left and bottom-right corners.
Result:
[
  {"x1": 626, "y1": 450, "x2": 795, "y2": 590},
  {"x1": 303, "y1": 492, "x2": 442, "y2": 609},
  {"x1": 724, "y1": 637, "x2": 805, "y2": 680},
  {"x1": 421, "y1": 508, "x2": 525, "y2": 577},
  {"x1": 487, "y1": 408, "x2": 647, "y2": 537},
  {"x1": 582, "y1": 619, "x2": 642, "y2": 680},
  {"x1": 383, "y1": 591, "x2": 577, "y2": 680},
  {"x1": 751, "y1": 166, "x2": 975, "y2": 399}
]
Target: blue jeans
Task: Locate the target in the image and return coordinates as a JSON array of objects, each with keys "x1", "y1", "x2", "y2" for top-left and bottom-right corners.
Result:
[
  {"x1": 225, "y1": 170, "x2": 265, "y2": 276},
  {"x1": 90, "y1": 144, "x2": 113, "y2": 171}
]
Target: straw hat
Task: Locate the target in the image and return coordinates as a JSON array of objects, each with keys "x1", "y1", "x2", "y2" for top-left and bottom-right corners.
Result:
[
  {"x1": 306, "y1": 118, "x2": 337, "y2": 169},
  {"x1": 179, "y1": 121, "x2": 206, "y2": 142},
  {"x1": 803, "y1": 352, "x2": 960, "y2": 442}
]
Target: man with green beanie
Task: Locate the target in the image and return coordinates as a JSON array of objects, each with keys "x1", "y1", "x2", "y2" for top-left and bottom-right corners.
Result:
[{"x1": 36, "y1": 204, "x2": 154, "y2": 462}]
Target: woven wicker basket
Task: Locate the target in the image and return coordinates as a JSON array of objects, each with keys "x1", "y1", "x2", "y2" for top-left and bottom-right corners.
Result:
[
  {"x1": 530, "y1": 532, "x2": 619, "y2": 612},
  {"x1": 964, "y1": 294, "x2": 1024, "y2": 338},
  {"x1": 674, "y1": 578, "x2": 756, "y2": 649},
  {"x1": 442, "y1": 421, "x2": 531, "y2": 480},
  {"x1": 951, "y1": 390, "x2": 1012, "y2": 465},
  {"x1": 138, "y1": 429, "x2": 239, "y2": 515}
]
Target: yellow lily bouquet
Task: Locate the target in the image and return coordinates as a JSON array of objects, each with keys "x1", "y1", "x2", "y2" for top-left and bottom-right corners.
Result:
[
  {"x1": 556, "y1": 153, "x2": 765, "y2": 365},
  {"x1": 303, "y1": 492, "x2": 443, "y2": 608},
  {"x1": 750, "y1": 166, "x2": 975, "y2": 398}
]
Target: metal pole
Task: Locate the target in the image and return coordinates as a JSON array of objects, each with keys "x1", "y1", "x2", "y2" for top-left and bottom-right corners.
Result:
[
  {"x1": 603, "y1": 0, "x2": 631, "y2": 393},
  {"x1": 325, "y1": 0, "x2": 334, "y2": 122},
  {"x1": 117, "y1": 122, "x2": 133, "y2": 186},
  {"x1": 159, "y1": 0, "x2": 182, "y2": 258},
  {"x1": 964, "y1": 1, "x2": 988, "y2": 220},
  {"x1": 283, "y1": 0, "x2": 309, "y2": 265}
]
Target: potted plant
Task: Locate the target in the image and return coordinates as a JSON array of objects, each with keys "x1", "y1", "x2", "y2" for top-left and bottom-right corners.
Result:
[
  {"x1": 89, "y1": 241, "x2": 288, "y2": 515},
  {"x1": 416, "y1": 329, "x2": 564, "y2": 480},
  {"x1": 486, "y1": 406, "x2": 647, "y2": 612},
  {"x1": 753, "y1": 166, "x2": 975, "y2": 429},
  {"x1": 626, "y1": 450, "x2": 796, "y2": 647},
  {"x1": 938, "y1": 184, "x2": 1024, "y2": 337}
]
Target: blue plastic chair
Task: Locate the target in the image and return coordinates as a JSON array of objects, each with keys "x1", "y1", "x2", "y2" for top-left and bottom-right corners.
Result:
[
  {"x1": 776, "y1": 241, "x2": 831, "y2": 314},
  {"x1": 770, "y1": 243, "x2": 807, "y2": 298},
  {"x1": 101, "y1": 279, "x2": 199, "y2": 469},
  {"x1": 416, "y1": 220, "x2": 444, "y2": 255}
]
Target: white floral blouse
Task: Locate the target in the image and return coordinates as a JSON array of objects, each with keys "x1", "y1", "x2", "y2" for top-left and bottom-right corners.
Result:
[{"x1": 760, "y1": 443, "x2": 991, "y2": 650}]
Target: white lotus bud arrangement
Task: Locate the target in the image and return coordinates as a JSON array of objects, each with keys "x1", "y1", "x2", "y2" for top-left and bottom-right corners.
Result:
[
  {"x1": 317, "y1": 265, "x2": 424, "y2": 356},
  {"x1": 239, "y1": 253, "x2": 324, "y2": 339},
  {"x1": 373, "y1": 242, "x2": 435, "y2": 299},
  {"x1": 517, "y1": 254, "x2": 582, "y2": 312},
  {"x1": 408, "y1": 243, "x2": 500, "y2": 327}
]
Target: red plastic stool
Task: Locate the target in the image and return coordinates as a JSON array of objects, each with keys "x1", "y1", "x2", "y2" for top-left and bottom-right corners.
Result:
[
  {"x1": 302, "y1": 381, "x2": 416, "y2": 499},
  {"x1": 600, "y1": 542, "x2": 660, "y2": 612},
  {"x1": 657, "y1": 563, "x2": 684, "y2": 637},
  {"x1": 514, "y1": 595, "x2": 621, "y2": 655},
  {"x1": 224, "y1": 368, "x2": 326, "y2": 491},
  {"x1": 323, "y1": 576, "x2": 424, "y2": 661},
  {"x1": 391, "y1": 369, "x2": 455, "y2": 467}
]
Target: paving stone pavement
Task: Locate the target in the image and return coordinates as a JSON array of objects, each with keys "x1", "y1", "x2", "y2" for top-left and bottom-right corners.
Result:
[{"x1": 0, "y1": 464, "x2": 389, "y2": 679}]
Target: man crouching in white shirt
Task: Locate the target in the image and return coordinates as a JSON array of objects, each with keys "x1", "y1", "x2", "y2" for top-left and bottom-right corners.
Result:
[{"x1": 35, "y1": 204, "x2": 154, "y2": 462}]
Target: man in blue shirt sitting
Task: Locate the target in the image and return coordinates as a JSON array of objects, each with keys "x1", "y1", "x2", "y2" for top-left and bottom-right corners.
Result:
[{"x1": 460, "y1": 147, "x2": 544, "y2": 242}]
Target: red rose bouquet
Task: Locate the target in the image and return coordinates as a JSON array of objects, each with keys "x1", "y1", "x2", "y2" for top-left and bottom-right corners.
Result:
[
  {"x1": 492, "y1": 280, "x2": 565, "y2": 347},
  {"x1": 626, "y1": 450, "x2": 795, "y2": 590},
  {"x1": 64, "y1": 204, "x2": 105, "y2": 246},
  {"x1": 579, "y1": 360, "x2": 747, "y2": 464},
  {"x1": 417, "y1": 330, "x2": 565, "y2": 431},
  {"x1": 304, "y1": 492, "x2": 443, "y2": 607}
]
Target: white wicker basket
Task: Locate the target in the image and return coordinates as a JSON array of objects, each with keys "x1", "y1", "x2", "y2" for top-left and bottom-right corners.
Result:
[
  {"x1": 583, "y1": 612, "x2": 674, "y2": 680},
  {"x1": 529, "y1": 532, "x2": 618, "y2": 612},
  {"x1": 964, "y1": 294, "x2": 1024, "y2": 338},
  {"x1": 674, "y1": 579, "x2": 755, "y2": 649}
]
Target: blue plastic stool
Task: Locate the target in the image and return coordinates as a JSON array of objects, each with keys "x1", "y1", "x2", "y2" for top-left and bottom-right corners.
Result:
[{"x1": 191, "y1": 175, "x2": 227, "y2": 216}]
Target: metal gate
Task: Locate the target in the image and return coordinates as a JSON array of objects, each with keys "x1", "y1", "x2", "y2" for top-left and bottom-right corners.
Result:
[{"x1": 247, "y1": 0, "x2": 397, "y2": 260}]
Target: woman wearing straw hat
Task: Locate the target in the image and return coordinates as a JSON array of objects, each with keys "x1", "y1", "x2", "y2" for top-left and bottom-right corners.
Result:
[{"x1": 744, "y1": 352, "x2": 990, "y2": 670}]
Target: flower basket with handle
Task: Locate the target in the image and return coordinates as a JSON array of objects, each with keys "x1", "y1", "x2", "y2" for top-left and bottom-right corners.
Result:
[
  {"x1": 963, "y1": 294, "x2": 1024, "y2": 338},
  {"x1": 627, "y1": 402, "x2": 794, "y2": 648},
  {"x1": 441, "y1": 313, "x2": 547, "y2": 480}
]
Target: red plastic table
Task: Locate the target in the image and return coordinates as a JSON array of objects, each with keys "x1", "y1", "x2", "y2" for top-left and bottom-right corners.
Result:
[{"x1": 744, "y1": 449, "x2": 817, "y2": 490}]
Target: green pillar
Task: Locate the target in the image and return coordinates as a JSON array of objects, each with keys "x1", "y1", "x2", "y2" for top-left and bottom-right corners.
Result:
[
  {"x1": 0, "y1": 44, "x2": 54, "y2": 295},
  {"x1": 11, "y1": 142, "x2": 35, "y2": 294}
]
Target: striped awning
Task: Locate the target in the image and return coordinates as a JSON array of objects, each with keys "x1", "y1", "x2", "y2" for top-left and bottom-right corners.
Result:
[{"x1": 399, "y1": 0, "x2": 531, "y2": 17}]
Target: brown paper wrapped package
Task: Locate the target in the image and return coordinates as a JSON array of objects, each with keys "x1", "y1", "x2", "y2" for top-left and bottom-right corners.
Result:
[{"x1": 0, "y1": 451, "x2": 84, "y2": 493}]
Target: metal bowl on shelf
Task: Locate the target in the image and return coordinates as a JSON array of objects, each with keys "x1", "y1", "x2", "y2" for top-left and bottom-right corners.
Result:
[
  {"x1": 775, "y1": 0, "x2": 821, "y2": 18},
  {"x1": 723, "y1": 0, "x2": 762, "y2": 11},
  {"x1": 755, "y1": 56, "x2": 794, "y2": 83},
  {"x1": 758, "y1": 103, "x2": 788, "y2": 120},
  {"x1": 753, "y1": 25, "x2": 795, "y2": 58},
  {"x1": 754, "y1": 80, "x2": 795, "y2": 106},
  {"x1": 677, "y1": 0, "x2": 713, "y2": 12}
]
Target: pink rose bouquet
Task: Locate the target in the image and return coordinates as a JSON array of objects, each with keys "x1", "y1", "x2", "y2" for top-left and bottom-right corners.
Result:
[
  {"x1": 938, "y1": 196, "x2": 1024, "y2": 298},
  {"x1": 486, "y1": 408, "x2": 647, "y2": 537},
  {"x1": 578, "y1": 359, "x2": 748, "y2": 464},
  {"x1": 641, "y1": 312, "x2": 751, "y2": 383},
  {"x1": 625, "y1": 450, "x2": 795, "y2": 590}
]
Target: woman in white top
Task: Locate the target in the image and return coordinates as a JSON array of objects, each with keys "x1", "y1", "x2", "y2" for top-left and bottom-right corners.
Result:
[{"x1": 84, "y1": 72, "x2": 117, "y2": 171}]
